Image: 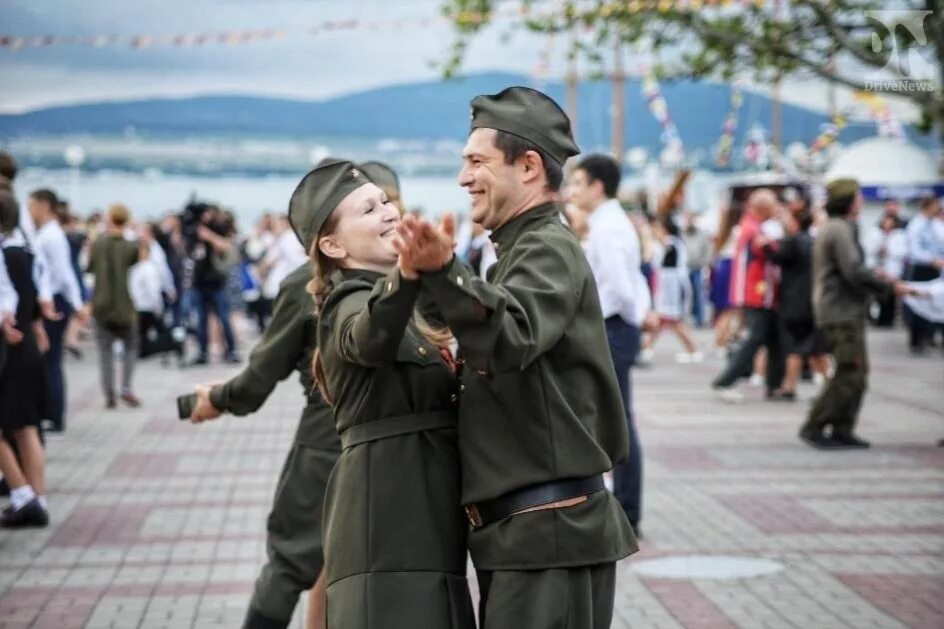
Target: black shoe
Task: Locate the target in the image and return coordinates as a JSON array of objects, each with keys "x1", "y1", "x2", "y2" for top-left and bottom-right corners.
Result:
[
  {"x1": 767, "y1": 389, "x2": 797, "y2": 402},
  {"x1": 832, "y1": 433, "x2": 871, "y2": 449},
  {"x1": 105, "y1": 396, "x2": 116, "y2": 410},
  {"x1": 224, "y1": 353, "x2": 241, "y2": 365},
  {"x1": 799, "y1": 433, "x2": 844, "y2": 450},
  {"x1": 189, "y1": 355, "x2": 209, "y2": 366},
  {"x1": 1, "y1": 498, "x2": 49, "y2": 528},
  {"x1": 65, "y1": 345, "x2": 83, "y2": 360},
  {"x1": 938, "y1": 439, "x2": 944, "y2": 448},
  {"x1": 0, "y1": 478, "x2": 9, "y2": 497}
]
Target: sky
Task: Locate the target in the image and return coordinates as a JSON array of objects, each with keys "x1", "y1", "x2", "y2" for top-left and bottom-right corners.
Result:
[{"x1": 0, "y1": 0, "x2": 929, "y2": 122}]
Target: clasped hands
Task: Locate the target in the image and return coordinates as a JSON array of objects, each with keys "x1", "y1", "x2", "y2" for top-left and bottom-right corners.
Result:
[{"x1": 393, "y1": 214, "x2": 457, "y2": 280}]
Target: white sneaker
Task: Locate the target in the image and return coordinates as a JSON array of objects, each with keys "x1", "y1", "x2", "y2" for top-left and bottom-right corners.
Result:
[
  {"x1": 813, "y1": 372, "x2": 826, "y2": 386},
  {"x1": 748, "y1": 373, "x2": 764, "y2": 387},
  {"x1": 713, "y1": 387, "x2": 744, "y2": 403},
  {"x1": 675, "y1": 351, "x2": 704, "y2": 364},
  {"x1": 637, "y1": 348, "x2": 655, "y2": 365}
]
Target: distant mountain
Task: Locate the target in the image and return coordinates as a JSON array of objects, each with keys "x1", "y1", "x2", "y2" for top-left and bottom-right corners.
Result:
[{"x1": 0, "y1": 71, "x2": 934, "y2": 156}]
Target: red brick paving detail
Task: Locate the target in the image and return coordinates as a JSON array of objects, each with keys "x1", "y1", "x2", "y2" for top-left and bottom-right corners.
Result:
[
  {"x1": 102, "y1": 584, "x2": 156, "y2": 597},
  {"x1": 106, "y1": 453, "x2": 182, "y2": 478},
  {"x1": 838, "y1": 574, "x2": 944, "y2": 629},
  {"x1": 202, "y1": 581, "x2": 255, "y2": 596},
  {"x1": 647, "y1": 446, "x2": 724, "y2": 471},
  {"x1": 893, "y1": 446, "x2": 944, "y2": 470},
  {"x1": 47, "y1": 504, "x2": 152, "y2": 547},
  {"x1": 721, "y1": 494, "x2": 944, "y2": 535},
  {"x1": 720, "y1": 495, "x2": 837, "y2": 534},
  {"x1": 643, "y1": 578, "x2": 739, "y2": 629},
  {"x1": 0, "y1": 586, "x2": 103, "y2": 628}
]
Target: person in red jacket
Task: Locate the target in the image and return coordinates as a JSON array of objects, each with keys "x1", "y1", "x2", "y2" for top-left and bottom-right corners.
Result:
[{"x1": 711, "y1": 189, "x2": 786, "y2": 402}]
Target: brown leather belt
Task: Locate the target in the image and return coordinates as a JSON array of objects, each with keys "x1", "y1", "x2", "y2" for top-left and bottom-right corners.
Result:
[{"x1": 464, "y1": 475, "x2": 605, "y2": 528}]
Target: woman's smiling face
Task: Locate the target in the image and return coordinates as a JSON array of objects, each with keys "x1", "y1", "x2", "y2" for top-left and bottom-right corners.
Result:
[{"x1": 318, "y1": 182, "x2": 401, "y2": 272}]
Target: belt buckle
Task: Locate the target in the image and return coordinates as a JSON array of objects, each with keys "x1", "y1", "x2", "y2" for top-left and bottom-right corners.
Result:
[{"x1": 464, "y1": 504, "x2": 483, "y2": 528}]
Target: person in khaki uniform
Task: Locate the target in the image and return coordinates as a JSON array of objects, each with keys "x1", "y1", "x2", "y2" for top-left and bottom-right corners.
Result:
[
  {"x1": 290, "y1": 159, "x2": 474, "y2": 629},
  {"x1": 188, "y1": 178, "x2": 352, "y2": 628},
  {"x1": 800, "y1": 179, "x2": 917, "y2": 450},
  {"x1": 394, "y1": 86, "x2": 637, "y2": 629}
]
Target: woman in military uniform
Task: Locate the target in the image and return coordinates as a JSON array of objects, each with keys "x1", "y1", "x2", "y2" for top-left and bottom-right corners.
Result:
[{"x1": 288, "y1": 159, "x2": 473, "y2": 629}]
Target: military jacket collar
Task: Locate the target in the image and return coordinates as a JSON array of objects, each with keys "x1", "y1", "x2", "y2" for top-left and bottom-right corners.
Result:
[{"x1": 489, "y1": 201, "x2": 560, "y2": 256}]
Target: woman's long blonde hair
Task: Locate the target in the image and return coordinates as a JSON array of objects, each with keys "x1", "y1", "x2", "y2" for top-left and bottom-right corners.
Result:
[{"x1": 307, "y1": 211, "x2": 452, "y2": 405}]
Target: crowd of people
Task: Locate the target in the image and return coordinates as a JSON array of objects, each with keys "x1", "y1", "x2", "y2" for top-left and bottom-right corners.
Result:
[{"x1": 0, "y1": 85, "x2": 942, "y2": 629}]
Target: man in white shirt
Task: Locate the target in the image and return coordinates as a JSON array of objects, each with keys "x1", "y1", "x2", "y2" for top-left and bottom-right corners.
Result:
[
  {"x1": 27, "y1": 189, "x2": 86, "y2": 432},
  {"x1": 904, "y1": 196, "x2": 944, "y2": 353},
  {"x1": 568, "y1": 154, "x2": 651, "y2": 535}
]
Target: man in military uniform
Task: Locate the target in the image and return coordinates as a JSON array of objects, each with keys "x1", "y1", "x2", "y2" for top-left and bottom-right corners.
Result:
[
  {"x1": 800, "y1": 178, "x2": 916, "y2": 450},
  {"x1": 395, "y1": 86, "x2": 636, "y2": 628}
]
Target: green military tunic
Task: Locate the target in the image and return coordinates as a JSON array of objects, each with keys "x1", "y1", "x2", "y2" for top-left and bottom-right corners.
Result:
[
  {"x1": 318, "y1": 268, "x2": 474, "y2": 629},
  {"x1": 209, "y1": 262, "x2": 340, "y2": 626},
  {"x1": 420, "y1": 202, "x2": 637, "y2": 626}
]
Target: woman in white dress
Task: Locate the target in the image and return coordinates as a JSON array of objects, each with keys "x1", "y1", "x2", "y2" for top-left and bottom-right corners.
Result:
[{"x1": 640, "y1": 217, "x2": 701, "y2": 363}]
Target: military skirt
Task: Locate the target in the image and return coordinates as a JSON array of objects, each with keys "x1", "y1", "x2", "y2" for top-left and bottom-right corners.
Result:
[{"x1": 322, "y1": 411, "x2": 475, "y2": 629}]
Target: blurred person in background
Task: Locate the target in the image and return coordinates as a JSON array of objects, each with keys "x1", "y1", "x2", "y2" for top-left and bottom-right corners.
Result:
[
  {"x1": 241, "y1": 213, "x2": 275, "y2": 333},
  {"x1": 904, "y1": 196, "x2": 944, "y2": 354},
  {"x1": 641, "y1": 216, "x2": 701, "y2": 363},
  {"x1": 800, "y1": 180, "x2": 919, "y2": 450},
  {"x1": 191, "y1": 205, "x2": 240, "y2": 365},
  {"x1": 260, "y1": 215, "x2": 306, "y2": 321},
  {"x1": 757, "y1": 206, "x2": 829, "y2": 400},
  {"x1": 568, "y1": 153, "x2": 651, "y2": 535},
  {"x1": 130, "y1": 223, "x2": 182, "y2": 365},
  {"x1": 86, "y1": 204, "x2": 146, "y2": 409},
  {"x1": 711, "y1": 189, "x2": 785, "y2": 402},
  {"x1": 865, "y1": 213, "x2": 908, "y2": 327},
  {"x1": 61, "y1": 209, "x2": 90, "y2": 359},
  {"x1": 0, "y1": 190, "x2": 50, "y2": 528},
  {"x1": 28, "y1": 188, "x2": 87, "y2": 432},
  {"x1": 710, "y1": 204, "x2": 743, "y2": 355},
  {"x1": 682, "y1": 210, "x2": 711, "y2": 328}
]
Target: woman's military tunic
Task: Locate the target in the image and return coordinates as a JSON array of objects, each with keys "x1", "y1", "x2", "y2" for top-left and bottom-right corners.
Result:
[{"x1": 317, "y1": 267, "x2": 474, "y2": 629}]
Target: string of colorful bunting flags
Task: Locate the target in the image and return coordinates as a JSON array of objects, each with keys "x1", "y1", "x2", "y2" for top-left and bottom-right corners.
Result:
[{"x1": 1, "y1": 0, "x2": 783, "y2": 52}]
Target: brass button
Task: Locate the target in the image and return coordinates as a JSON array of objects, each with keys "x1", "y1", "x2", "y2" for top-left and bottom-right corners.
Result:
[
  {"x1": 459, "y1": 384, "x2": 465, "y2": 392},
  {"x1": 456, "y1": 276, "x2": 464, "y2": 287},
  {"x1": 449, "y1": 393, "x2": 458, "y2": 402},
  {"x1": 418, "y1": 347, "x2": 427, "y2": 356}
]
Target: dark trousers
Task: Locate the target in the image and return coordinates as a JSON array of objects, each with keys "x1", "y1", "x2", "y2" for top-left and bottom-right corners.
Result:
[
  {"x1": 138, "y1": 311, "x2": 182, "y2": 359},
  {"x1": 42, "y1": 294, "x2": 73, "y2": 431},
  {"x1": 712, "y1": 307, "x2": 784, "y2": 391},
  {"x1": 689, "y1": 268, "x2": 705, "y2": 326},
  {"x1": 245, "y1": 434, "x2": 338, "y2": 626},
  {"x1": 605, "y1": 316, "x2": 642, "y2": 528},
  {"x1": 871, "y1": 293, "x2": 897, "y2": 328},
  {"x1": 906, "y1": 264, "x2": 940, "y2": 349},
  {"x1": 477, "y1": 563, "x2": 616, "y2": 629},
  {"x1": 196, "y1": 286, "x2": 236, "y2": 357},
  {"x1": 802, "y1": 321, "x2": 868, "y2": 439}
]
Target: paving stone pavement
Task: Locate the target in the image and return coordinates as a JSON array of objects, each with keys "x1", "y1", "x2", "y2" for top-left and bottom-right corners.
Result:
[{"x1": 0, "y1": 328, "x2": 941, "y2": 628}]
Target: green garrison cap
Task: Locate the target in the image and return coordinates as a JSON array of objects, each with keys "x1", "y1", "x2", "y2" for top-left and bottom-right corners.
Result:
[
  {"x1": 288, "y1": 159, "x2": 371, "y2": 252},
  {"x1": 826, "y1": 178, "x2": 860, "y2": 204},
  {"x1": 358, "y1": 161, "x2": 400, "y2": 197},
  {"x1": 470, "y1": 86, "x2": 579, "y2": 166}
]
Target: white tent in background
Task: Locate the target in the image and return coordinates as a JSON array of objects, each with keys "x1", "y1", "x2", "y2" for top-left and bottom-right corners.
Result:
[{"x1": 825, "y1": 137, "x2": 943, "y2": 201}]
